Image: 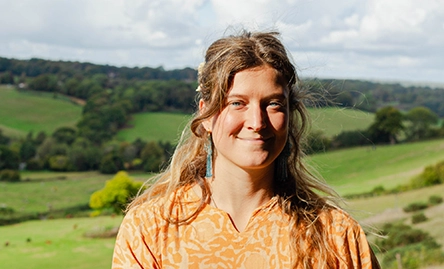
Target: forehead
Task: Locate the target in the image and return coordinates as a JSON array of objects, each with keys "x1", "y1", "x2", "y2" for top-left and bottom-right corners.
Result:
[{"x1": 228, "y1": 66, "x2": 288, "y2": 96}]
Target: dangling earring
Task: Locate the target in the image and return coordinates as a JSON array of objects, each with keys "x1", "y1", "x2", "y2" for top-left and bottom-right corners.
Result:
[
  {"x1": 276, "y1": 141, "x2": 290, "y2": 182},
  {"x1": 205, "y1": 132, "x2": 213, "y2": 178}
]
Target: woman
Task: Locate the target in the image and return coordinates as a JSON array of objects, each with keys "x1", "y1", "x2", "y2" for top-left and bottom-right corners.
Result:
[{"x1": 112, "y1": 31, "x2": 380, "y2": 268}]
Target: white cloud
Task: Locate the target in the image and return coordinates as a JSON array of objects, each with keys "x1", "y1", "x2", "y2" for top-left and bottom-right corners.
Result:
[{"x1": 0, "y1": 0, "x2": 443, "y2": 83}]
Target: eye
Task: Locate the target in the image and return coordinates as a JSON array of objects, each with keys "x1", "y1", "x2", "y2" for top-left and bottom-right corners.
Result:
[
  {"x1": 268, "y1": 101, "x2": 284, "y2": 108},
  {"x1": 269, "y1": 101, "x2": 281, "y2": 107},
  {"x1": 227, "y1": 100, "x2": 245, "y2": 108}
]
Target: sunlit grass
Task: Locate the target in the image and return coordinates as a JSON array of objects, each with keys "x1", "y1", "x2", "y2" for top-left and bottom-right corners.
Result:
[
  {"x1": 0, "y1": 86, "x2": 82, "y2": 137},
  {"x1": 308, "y1": 138, "x2": 444, "y2": 195},
  {"x1": 116, "y1": 112, "x2": 191, "y2": 143},
  {"x1": 0, "y1": 216, "x2": 122, "y2": 269}
]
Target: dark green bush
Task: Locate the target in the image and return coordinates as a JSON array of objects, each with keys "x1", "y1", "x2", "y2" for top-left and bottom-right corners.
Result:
[
  {"x1": 376, "y1": 223, "x2": 440, "y2": 251},
  {"x1": 26, "y1": 157, "x2": 44, "y2": 170},
  {"x1": 331, "y1": 129, "x2": 371, "y2": 148},
  {"x1": 306, "y1": 130, "x2": 332, "y2": 153},
  {"x1": 411, "y1": 212, "x2": 427, "y2": 224},
  {"x1": 0, "y1": 205, "x2": 15, "y2": 215},
  {"x1": 403, "y1": 202, "x2": 428, "y2": 213},
  {"x1": 422, "y1": 165, "x2": 441, "y2": 185},
  {"x1": 408, "y1": 161, "x2": 444, "y2": 190},
  {"x1": 99, "y1": 153, "x2": 124, "y2": 174},
  {"x1": 48, "y1": 155, "x2": 70, "y2": 171},
  {"x1": 428, "y1": 195, "x2": 443, "y2": 206},
  {"x1": 0, "y1": 169, "x2": 21, "y2": 182},
  {"x1": 141, "y1": 141, "x2": 165, "y2": 172},
  {"x1": 371, "y1": 185, "x2": 386, "y2": 195},
  {"x1": 0, "y1": 145, "x2": 20, "y2": 170},
  {"x1": 382, "y1": 243, "x2": 444, "y2": 269}
]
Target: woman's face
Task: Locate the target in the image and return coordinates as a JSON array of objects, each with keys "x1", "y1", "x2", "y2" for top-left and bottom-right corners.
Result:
[{"x1": 202, "y1": 65, "x2": 289, "y2": 173}]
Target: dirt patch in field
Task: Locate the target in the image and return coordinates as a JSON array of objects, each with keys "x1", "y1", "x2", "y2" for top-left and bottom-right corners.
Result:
[
  {"x1": 68, "y1": 96, "x2": 86, "y2": 106},
  {"x1": 360, "y1": 207, "x2": 409, "y2": 226}
]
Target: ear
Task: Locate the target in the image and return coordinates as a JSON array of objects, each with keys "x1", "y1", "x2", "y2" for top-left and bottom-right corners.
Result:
[{"x1": 199, "y1": 99, "x2": 212, "y2": 132}]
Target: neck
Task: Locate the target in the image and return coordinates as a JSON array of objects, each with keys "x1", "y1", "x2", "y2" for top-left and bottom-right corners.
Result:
[{"x1": 208, "y1": 161, "x2": 275, "y2": 232}]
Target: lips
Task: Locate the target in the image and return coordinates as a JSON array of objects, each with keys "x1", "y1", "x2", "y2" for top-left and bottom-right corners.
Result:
[{"x1": 236, "y1": 136, "x2": 272, "y2": 143}]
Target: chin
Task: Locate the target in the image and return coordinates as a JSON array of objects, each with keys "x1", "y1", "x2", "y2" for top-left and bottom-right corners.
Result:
[{"x1": 237, "y1": 158, "x2": 275, "y2": 170}]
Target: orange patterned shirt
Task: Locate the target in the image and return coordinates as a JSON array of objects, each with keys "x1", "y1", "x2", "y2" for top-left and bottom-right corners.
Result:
[{"x1": 112, "y1": 186, "x2": 376, "y2": 268}]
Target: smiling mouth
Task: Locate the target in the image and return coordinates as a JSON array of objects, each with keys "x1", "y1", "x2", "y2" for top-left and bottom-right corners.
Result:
[{"x1": 237, "y1": 136, "x2": 271, "y2": 142}]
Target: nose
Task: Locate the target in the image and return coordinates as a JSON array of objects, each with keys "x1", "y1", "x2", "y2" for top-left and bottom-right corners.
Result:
[{"x1": 246, "y1": 104, "x2": 267, "y2": 132}]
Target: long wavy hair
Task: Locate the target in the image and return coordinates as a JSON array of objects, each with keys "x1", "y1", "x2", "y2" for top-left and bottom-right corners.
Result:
[{"x1": 129, "y1": 31, "x2": 345, "y2": 268}]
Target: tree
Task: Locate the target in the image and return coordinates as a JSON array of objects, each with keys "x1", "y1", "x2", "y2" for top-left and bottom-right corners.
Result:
[
  {"x1": 34, "y1": 131, "x2": 47, "y2": 146},
  {"x1": 141, "y1": 141, "x2": 165, "y2": 172},
  {"x1": 99, "y1": 153, "x2": 125, "y2": 174},
  {"x1": 52, "y1": 127, "x2": 77, "y2": 145},
  {"x1": 48, "y1": 155, "x2": 70, "y2": 171},
  {"x1": 89, "y1": 171, "x2": 145, "y2": 214},
  {"x1": 331, "y1": 130, "x2": 372, "y2": 149},
  {"x1": 28, "y1": 74, "x2": 59, "y2": 92},
  {"x1": 335, "y1": 91, "x2": 354, "y2": 107},
  {"x1": 131, "y1": 138, "x2": 147, "y2": 157},
  {"x1": 368, "y1": 106, "x2": 404, "y2": 144},
  {"x1": 405, "y1": 106, "x2": 439, "y2": 141},
  {"x1": 0, "y1": 71, "x2": 14, "y2": 84},
  {"x1": 36, "y1": 137, "x2": 58, "y2": 161},
  {"x1": 0, "y1": 129, "x2": 10, "y2": 145},
  {"x1": 19, "y1": 139, "x2": 37, "y2": 162},
  {"x1": 0, "y1": 145, "x2": 20, "y2": 170},
  {"x1": 119, "y1": 142, "x2": 137, "y2": 168},
  {"x1": 67, "y1": 137, "x2": 101, "y2": 171}
]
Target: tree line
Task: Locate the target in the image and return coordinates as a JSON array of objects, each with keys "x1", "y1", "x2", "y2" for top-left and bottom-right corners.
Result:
[
  {"x1": 0, "y1": 56, "x2": 444, "y2": 178},
  {"x1": 0, "y1": 128, "x2": 173, "y2": 181},
  {"x1": 305, "y1": 79, "x2": 444, "y2": 116},
  {"x1": 2, "y1": 56, "x2": 444, "y2": 115},
  {"x1": 307, "y1": 105, "x2": 444, "y2": 154}
]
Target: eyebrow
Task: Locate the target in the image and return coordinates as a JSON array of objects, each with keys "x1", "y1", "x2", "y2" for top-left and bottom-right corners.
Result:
[{"x1": 227, "y1": 93, "x2": 287, "y2": 99}]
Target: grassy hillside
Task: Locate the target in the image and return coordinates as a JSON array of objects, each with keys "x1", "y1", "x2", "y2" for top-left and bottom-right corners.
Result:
[
  {"x1": 116, "y1": 112, "x2": 191, "y2": 143},
  {"x1": 0, "y1": 171, "x2": 150, "y2": 218},
  {"x1": 309, "y1": 107, "x2": 374, "y2": 137},
  {"x1": 308, "y1": 138, "x2": 444, "y2": 195},
  {"x1": 0, "y1": 84, "x2": 373, "y2": 141},
  {"x1": 0, "y1": 86, "x2": 82, "y2": 137}
]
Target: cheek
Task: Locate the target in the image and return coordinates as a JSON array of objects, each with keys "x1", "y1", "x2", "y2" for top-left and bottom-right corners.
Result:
[
  {"x1": 211, "y1": 111, "x2": 242, "y2": 137},
  {"x1": 269, "y1": 113, "x2": 288, "y2": 133}
]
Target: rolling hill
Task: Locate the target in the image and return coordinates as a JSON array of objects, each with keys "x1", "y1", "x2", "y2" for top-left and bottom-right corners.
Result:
[
  {"x1": 1, "y1": 85, "x2": 375, "y2": 142},
  {"x1": 0, "y1": 86, "x2": 82, "y2": 137},
  {"x1": 308, "y1": 138, "x2": 444, "y2": 195}
]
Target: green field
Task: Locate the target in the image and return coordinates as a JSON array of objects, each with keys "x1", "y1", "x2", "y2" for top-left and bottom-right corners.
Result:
[
  {"x1": 0, "y1": 86, "x2": 82, "y2": 137},
  {"x1": 1, "y1": 85, "x2": 373, "y2": 142},
  {"x1": 0, "y1": 171, "x2": 150, "y2": 218},
  {"x1": 308, "y1": 138, "x2": 444, "y2": 195},
  {"x1": 309, "y1": 106, "x2": 374, "y2": 136},
  {"x1": 116, "y1": 112, "x2": 192, "y2": 143},
  {"x1": 0, "y1": 215, "x2": 122, "y2": 269}
]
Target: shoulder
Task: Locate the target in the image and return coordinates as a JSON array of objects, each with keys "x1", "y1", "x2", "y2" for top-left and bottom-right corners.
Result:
[
  {"x1": 123, "y1": 185, "x2": 200, "y2": 226},
  {"x1": 317, "y1": 206, "x2": 364, "y2": 234},
  {"x1": 317, "y1": 207, "x2": 379, "y2": 267},
  {"x1": 119, "y1": 196, "x2": 165, "y2": 238}
]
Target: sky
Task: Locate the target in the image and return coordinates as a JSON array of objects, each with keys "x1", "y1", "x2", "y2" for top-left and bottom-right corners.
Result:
[{"x1": 1, "y1": 0, "x2": 443, "y2": 84}]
